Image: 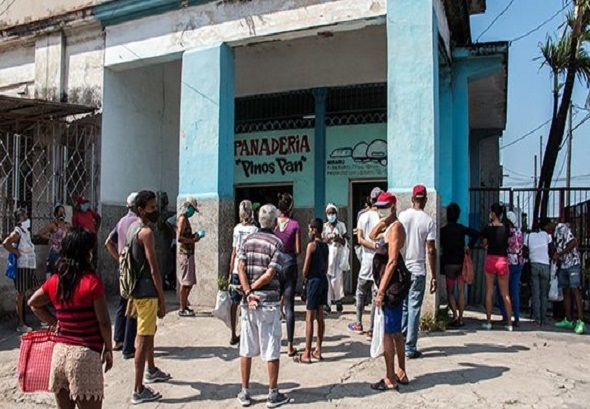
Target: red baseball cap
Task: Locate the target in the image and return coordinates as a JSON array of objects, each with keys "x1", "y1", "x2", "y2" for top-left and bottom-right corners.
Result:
[
  {"x1": 374, "y1": 192, "x2": 397, "y2": 208},
  {"x1": 76, "y1": 196, "x2": 90, "y2": 205},
  {"x1": 413, "y1": 185, "x2": 427, "y2": 198}
]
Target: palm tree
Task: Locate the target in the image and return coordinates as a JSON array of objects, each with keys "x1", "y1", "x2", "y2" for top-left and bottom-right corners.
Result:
[{"x1": 534, "y1": 0, "x2": 590, "y2": 225}]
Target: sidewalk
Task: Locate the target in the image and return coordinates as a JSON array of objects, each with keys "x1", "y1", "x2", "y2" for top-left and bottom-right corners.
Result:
[{"x1": 1, "y1": 293, "x2": 588, "y2": 409}]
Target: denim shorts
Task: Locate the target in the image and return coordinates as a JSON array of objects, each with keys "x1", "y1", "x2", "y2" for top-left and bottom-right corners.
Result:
[{"x1": 558, "y1": 264, "x2": 581, "y2": 289}]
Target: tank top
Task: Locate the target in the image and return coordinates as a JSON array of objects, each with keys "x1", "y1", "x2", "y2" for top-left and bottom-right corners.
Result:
[
  {"x1": 127, "y1": 222, "x2": 157, "y2": 298},
  {"x1": 178, "y1": 216, "x2": 194, "y2": 255},
  {"x1": 50, "y1": 223, "x2": 67, "y2": 252},
  {"x1": 15, "y1": 226, "x2": 36, "y2": 269},
  {"x1": 308, "y1": 241, "x2": 329, "y2": 279}
]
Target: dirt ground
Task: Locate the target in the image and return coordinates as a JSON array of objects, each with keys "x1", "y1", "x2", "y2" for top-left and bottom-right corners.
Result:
[{"x1": 1, "y1": 293, "x2": 589, "y2": 409}]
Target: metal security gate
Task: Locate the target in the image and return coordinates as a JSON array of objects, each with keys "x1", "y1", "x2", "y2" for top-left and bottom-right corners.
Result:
[{"x1": 0, "y1": 119, "x2": 100, "y2": 237}]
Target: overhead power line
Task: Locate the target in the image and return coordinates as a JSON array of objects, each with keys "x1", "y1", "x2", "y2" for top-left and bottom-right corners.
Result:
[
  {"x1": 510, "y1": 1, "x2": 572, "y2": 43},
  {"x1": 500, "y1": 119, "x2": 552, "y2": 150},
  {"x1": 476, "y1": 0, "x2": 516, "y2": 42}
]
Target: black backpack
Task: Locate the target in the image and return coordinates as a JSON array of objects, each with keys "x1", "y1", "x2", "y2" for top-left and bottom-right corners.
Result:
[{"x1": 372, "y1": 252, "x2": 412, "y2": 307}]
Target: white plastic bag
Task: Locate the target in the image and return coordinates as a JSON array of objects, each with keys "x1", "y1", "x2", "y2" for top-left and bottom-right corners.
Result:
[
  {"x1": 548, "y1": 263, "x2": 563, "y2": 302},
  {"x1": 354, "y1": 244, "x2": 363, "y2": 263},
  {"x1": 340, "y1": 243, "x2": 351, "y2": 271},
  {"x1": 212, "y1": 290, "x2": 232, "y2": 328},
  {"x1": 370, "y1": 307, "x2": 385, "y2": 358}
]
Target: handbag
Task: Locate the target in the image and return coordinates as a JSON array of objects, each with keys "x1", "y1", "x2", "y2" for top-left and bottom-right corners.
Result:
[
  {"x1": 18, "y1": 330, "x2": 56, "y2": 392},
  {"x1": 372, "y1": 252, "x2": 412, "y2": 307},
  {"x1": 6, "y1": 252, "x2": 17, "y2": 280}
]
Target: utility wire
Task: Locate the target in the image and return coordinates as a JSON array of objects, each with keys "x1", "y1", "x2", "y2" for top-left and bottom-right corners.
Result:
[
  {"x1": 501, "y1": 118, "x2": 552, "y2": 150},
  {"x1": 510, "y1": 1, "x2": 572, "y2": 43},
  {"x1": 476, "y1": 0, "x2": 516, "y2": 42}
]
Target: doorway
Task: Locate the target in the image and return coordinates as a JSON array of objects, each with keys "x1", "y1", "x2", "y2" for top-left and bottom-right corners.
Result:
[
  {"x1": 234, "y1": 184, "x2": 293, "y2": 224},
  {"x1": 348, "y1": 180, "x2": 388, "y2": 290}
]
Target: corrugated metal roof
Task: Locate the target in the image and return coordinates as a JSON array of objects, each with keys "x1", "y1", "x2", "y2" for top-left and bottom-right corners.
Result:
[{"x1": 0, "y1": 95, "x2": 96, "y2": 128}]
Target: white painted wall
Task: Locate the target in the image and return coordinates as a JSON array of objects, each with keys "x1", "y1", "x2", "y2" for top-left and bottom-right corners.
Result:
[
  {"x1": 0, "y1": 44, "x2": 35, "y2": 96},
  {"x1": 101, "y1": 60, "x2": 181, "y2": 205},
  {"x1": 1, "y1": 0, "x2": 105, "y2": 28},
  {"x1": 235, "y1": 25, "x2": 386, "y2": 97}
]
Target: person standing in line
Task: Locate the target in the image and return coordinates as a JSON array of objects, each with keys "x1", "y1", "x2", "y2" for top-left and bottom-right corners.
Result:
[
  {"x1": 552, "y1": 221, "x2": 585, "y2": 334},
  {"x1": 369, "y1": 192, "x2": 407, "y2": 391},
  {"x1": 228, "y1": 200, "x2": 258, "y2": 346},
  {"x1": 127, "y1": 190, "x2": 171, "y2": 404},
  {"x1": 348, "y1": 187, "x2": 382, "y2": 339},
  {"x1": 481, "y1": 203, "x2": 514, "y2": 331},
  {"x1": 323, "y1": 204, "x2": 347, "y2": 313},
  {"x1": 294, "y1": 218, "x2": 329, "y2": 364},
  {"x1": 237, "y1": 204, "x2": 290, "y2": 408},
  {"x1": 273, "y1": 193, "x2": 301, "y2": 357},
  {"x1": 398, "y1": 185, "x2": 437, "y2": 359},
  {"x1": 72, "y1": 196, "x2": 101, "y2": 237},
  {"x1": 28, "y1": 227, "x2": 113, "y2": 409},
  {"x1": 39, "y1": 205, "x2": 71, "y2": 278},
  {"x1": 526, "y1": 218, "x2": 554, "y2": 326},
  {"x1": 496, "y1": 211, "x2": 524, "y2": 327},
  {"x1": 440, "y1": 203, "x2": 479, "y2": 328},
  {"x1": 176, "y1": 197, "x2": 201, "y2": 317},
  {"x1": 105, "y1": 192, "x2": 139, "y2": 359}
]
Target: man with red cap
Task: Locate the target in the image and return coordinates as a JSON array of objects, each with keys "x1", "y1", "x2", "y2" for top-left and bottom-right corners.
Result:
[
  {"x1": 72, "y1": 196, "x2": 101, "y2": 236},
  {"x1": 398, "y1": 185, "x2": 437, "y2": 359}
]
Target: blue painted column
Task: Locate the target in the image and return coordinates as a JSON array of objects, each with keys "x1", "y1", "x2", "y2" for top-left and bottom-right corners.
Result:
[
  {"x1": 313, "y1": 88, "x2": 327, "y2": 218},
  {"x1": 451, "y1": 66, "x2": 470, "y2": 225},
  {"x1": 179, "y1": 43, "x2": 235, "y2": 306},
  {"x1": 387, "y1": 0, "x2": 439, "y2": 193}
]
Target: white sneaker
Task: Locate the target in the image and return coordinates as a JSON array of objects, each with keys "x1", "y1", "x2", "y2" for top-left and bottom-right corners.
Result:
[
  {"x1": 17, "y1": 325, "x2": 32, "y2": 333},
  {"x1": 505, "y1": 325, "x2": 513, "y2": 332},
  {"x1": 481, "y1": 322, "x2": 492, "y2": 330}
]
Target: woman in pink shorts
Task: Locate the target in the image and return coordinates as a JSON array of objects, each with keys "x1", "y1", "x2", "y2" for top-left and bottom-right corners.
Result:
[{"x1": 481, "y1": 203, "x2": 514, "y2": 331}]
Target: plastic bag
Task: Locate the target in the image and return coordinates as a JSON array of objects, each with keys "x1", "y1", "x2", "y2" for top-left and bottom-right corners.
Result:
[
  {"x1": 462, "y1": 253, "x2": 474, "y2": 285},
  {"x1": 370, "y1": 307, "x2": 384, "y2": 358},
  {"x1": 548, "y1": 263, "x2": 563, "y2": 302},
  {"x1": 354, "y1": 244, "x2": 363, "y2": 263},
  {"x1": 212, "y1": 291, "x2": 232, "y2": 329},
  {"x1": 340, "y1": 243, "x2": 351, "y2": 271},
  {"x1": 6, "y1": 252, "x2": 17, "y2": 280}
]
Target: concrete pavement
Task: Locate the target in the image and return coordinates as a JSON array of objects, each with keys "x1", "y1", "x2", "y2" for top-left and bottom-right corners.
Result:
[{"x1": 0, "y1": 294, "x2": 588, "y2": 409}]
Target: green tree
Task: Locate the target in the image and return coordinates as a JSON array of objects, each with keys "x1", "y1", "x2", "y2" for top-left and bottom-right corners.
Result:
[{"x1": 534, "y1": 0, "x2": 590, "y2": 224}]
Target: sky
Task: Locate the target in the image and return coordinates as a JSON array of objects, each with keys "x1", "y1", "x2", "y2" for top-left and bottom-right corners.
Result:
[{"x1": 470, "y1": 0, "x2": 590, "y2": 188}]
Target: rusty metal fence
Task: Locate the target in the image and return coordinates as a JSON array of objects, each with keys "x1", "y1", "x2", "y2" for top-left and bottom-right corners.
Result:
[{"x1": 0, "y1": 119, "x2": 100, "y2": 238}]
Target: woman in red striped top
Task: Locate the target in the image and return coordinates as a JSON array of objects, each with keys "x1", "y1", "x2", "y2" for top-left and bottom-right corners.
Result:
[{"x1": 29, "y1": 227, "x2": 113, "y2": 409}]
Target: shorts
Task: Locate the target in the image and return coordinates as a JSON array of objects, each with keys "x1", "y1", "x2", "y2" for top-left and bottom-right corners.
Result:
[
  {"x1": 50, "y1": 343, "x2": 104, "y2": 401},
  {"x1": 383, "y1": 303, "x2": 403, "y2": 334},
  {"x1": 240, "y1": 303, "x2": 281, "y2": 362},
  {"x1": 46, "y1": 248, "x2": 60, "y2": 276},
  {"x1": 133, "y1": 298, "x2": 158, "y2": 336},
  {"x1": 306, "y1": 276, "x2": 328, "y2": 311},
  {"x1": 444, "y1": 264, "x2": 463, "y2": 287},
  {"x1": 558, "y1": 264, "x2": 581, "y2": 289},
  {"x1": 14, "y1": 268, "x2": 37, "y2": 293},
  {"x1": 179, "y1": 253, "x2": 196, "y2": 286},
  {"x1": 484, "y1": 255, "x2": 509, "y2": 276},
  {"x1": 229, "y1": 273, "x2": 242, "y2": 304}
]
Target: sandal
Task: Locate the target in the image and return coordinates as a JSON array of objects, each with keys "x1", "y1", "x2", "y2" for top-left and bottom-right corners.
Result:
[
  {"x1": 395, "y1": 373, "x2": 409, "y2": 385},
  {"x1": 370, "y1": 379, "x2": 398, "y2": 392},
  {"x1": 293, "y1": 353, "x2": 312, "y2": 364},
  {"x1": 312, "y1": 351, "x2": 324, "y2": 361},
  {"x1": 287, "y1": 348, "x2": 299, "y2": 357},
  {"x1": 230, "y1": 336, "x2": 240, "y2": 346}
]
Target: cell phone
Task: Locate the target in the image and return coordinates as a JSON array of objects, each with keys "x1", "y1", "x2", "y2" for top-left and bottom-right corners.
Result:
[{"x1": 197, "y1": 229, "x2": 206, "y2": 239}]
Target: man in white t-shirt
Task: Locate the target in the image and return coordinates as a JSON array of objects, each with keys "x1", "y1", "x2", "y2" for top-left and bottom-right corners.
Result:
[
  {"x1": 525, "y1": 219, "x2": 553, "y2": 325},
  {"x1": 398, "y1": 185, "x2": 437, "y2": 359},
  {"x1": 347, "y1": 187, "x2": 382, "y2": 339}
]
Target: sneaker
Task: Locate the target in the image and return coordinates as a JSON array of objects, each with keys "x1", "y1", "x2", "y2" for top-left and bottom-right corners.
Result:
[
  {"x1": 406, "y1": 350, "x2": 422, "y2": 359},
  {"x1": 113, "y1": 341, "x2": 123, "y2": 351},
  {"x1": 178, "y1": 309, "x2": 195, "y2": 317},
  {"x1": 267, "y1": 391, "x2": 290, "y2": 408},
  {"x1": 505, "y1": 325, "x2": 513, "y2": 332},
  {"x1": 16, "y1": 325, "x2": 32, "y2": 333},
  {"x1": 237, "y1": 390, "x2": 252, "y2": 407},
  {"x1": 336, "y1": 302, "x2": 344, "y2": 313},
  {"x1": 131, "y1": 386, "x2": 161, "y2": 404},
  {"x1": 144, "y1": 367, "x2": 171, "y2": 384},
  {"x1": 574, "y1": 320, "x2": 585, "y2": 335},
  {"x1": 347, "y1": 323, "x2": 363, "y2": 334},
  {"x1": 555, "y1": 319, "x2": 574, "y2": 329},
  {"x1": 324, "y1": 305, "x2": 332, "y2": 314},
  {"x1": 366, "y1": 331, "x2": 373, "y2": 341},
  {"x1": 482, "y1": 322, "x2": 492, "y2": 331},
  {"x1": 123, "y1": 352, "x2": 135, "y2": 360}
]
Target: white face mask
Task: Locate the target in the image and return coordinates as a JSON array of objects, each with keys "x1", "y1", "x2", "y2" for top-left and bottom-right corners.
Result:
[
  {"x1": 21, "y1": 219, "x2": 31, "y2": 230},
  {"x1": 377, "y1": 208, "x2": 391, "y2": 219}
]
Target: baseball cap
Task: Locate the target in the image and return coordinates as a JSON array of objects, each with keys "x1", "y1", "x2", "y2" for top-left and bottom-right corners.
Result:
[
  {"x1": 126, "y1": 192, "x2": 138, "y2": 208},
  {"x1": 76, "y1": 196, "x2": 90, "y2": 205},
  {"x1": 374, "y1": 192, "x2": 397, "y2": 208},
  {"x1": 413, "y1": 185, "x2": 427, "y2": 198},
  {"x1": 370, "y1": 187, "x2": 383, "y2": 202}
]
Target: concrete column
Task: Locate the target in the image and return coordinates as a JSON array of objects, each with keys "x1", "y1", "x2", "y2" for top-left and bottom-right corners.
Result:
[
  {"x1": 179, "y1": 43, "x2": 235, "y2": 307},
  {"x1": 451, "y1": 67, "x2": 470, "y2": 225},
  {"x1": 34, "y1": 32, "x2": 65, "y2": 101},
  {"x1": 387, "y1": 0, "x2": 440, "y2": 315},
  {"x1": 438, "y1": 67, "x2": 454, "y2": 207},
  {"x1": 313, "y1": 87, "x2": 327, "y2": 218}
]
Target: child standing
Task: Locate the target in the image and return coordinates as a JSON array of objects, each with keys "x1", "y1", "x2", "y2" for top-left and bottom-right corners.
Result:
[{"x1": 295, "y1": 218, "x2": 329, "y2": 364}]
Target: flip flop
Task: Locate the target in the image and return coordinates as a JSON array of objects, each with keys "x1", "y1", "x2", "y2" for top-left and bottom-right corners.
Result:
[
  {"x1": 312, "y1": 351, "x2": 324, "y2": 361},
  {"x1": 293, "y1": 353, "x2": 312, "y2": 364},
  {"x1": 370, "y1": 379, "x2": 398, "y2": 392},
  {"x1": 287, "y1": 348, "x2": 299, "y2": 357},
  {"x1": 395, "y1": 374, "x2": 409, "y2": 385}
]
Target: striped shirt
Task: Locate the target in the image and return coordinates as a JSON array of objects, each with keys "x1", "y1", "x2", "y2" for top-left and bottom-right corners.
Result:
[
  {"x1": 238, "y1": 228, "x2": 283, "y2": 304},
  {"x1": 42, "y1": 272, "x2": 105, "y2": 353}
]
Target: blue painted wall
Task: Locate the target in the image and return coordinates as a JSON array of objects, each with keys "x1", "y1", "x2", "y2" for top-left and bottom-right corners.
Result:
[
  {"x1": 179, "y1": 43, "x2": 235, "y2": 199},
  {"x1": 387, "y1": 0, "x2": 439, "y2": 194},
  {"x1": 438, "y1": 67, "x2": 454, "y2": 207}
]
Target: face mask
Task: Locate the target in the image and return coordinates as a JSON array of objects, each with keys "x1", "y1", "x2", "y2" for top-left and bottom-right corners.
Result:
[
  {"x1": 57, "y1": 214, "x2": 65, "y2": 221},
  {"x1": 327, "y1": 214, "x2": 337, "y2": 224},
  {"x1": 145, "y1": 210, "x2": 159, "y2": 223},
  {"x1": 186, "y1": 206, "x2": 195, "y2": 218},
  {"x1": 378, "y1": 208, "x2": 391, "y2": 219},
  {"x1": 80, "y1": 203, "x2": 90, "y2": 212},
  {"x1": 21, "y1": 219, "x2": 31, "y2": 230},
  {"x1": 308, "y1": 232, "x2": 315, "y2": 241}
]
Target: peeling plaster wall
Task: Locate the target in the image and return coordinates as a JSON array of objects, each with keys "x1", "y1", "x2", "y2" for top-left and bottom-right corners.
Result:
[
  {"x1": 0, "y1": 44, "x2": 35, "y2": 97},
  {"x1": 101, "y1": 60, "x2": 181, "y2": 205},
  {"x1": 0, "y1": 0, "x2": 105, "y2": 29}
]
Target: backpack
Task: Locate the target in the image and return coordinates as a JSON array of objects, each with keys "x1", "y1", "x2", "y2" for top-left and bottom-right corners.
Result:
[
  {"x1": 119, "y1": 230, "x2": 141, "y2": 300},
  {"x1": 372, "y1": 252, "x2": 412, "y2": 307}
]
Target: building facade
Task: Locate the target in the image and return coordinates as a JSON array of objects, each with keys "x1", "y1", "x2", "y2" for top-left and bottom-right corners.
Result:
[{"x1": 0, "y1": 0, "x2": 507, "y2": 314}]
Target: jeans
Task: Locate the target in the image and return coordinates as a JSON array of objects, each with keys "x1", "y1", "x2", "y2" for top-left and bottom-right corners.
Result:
[
  {"x1": 281, "y1": 263, "x2": 298, "y2": 344},
  {"x1": 355, "y1": 278, "x2": 376, "y2": 331},
  {"x1": 497, "y1": 264, "x2": 522, "y2": 322},
  {"x1": 402, "y1": 274, "x2": 426, "y2": 355},
  {"x1": 114, "y1": 296, "x2": 137, "y2": 355},
  {"x1": 530, "y1": 263, "x2": 551, "y2": 323}
]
